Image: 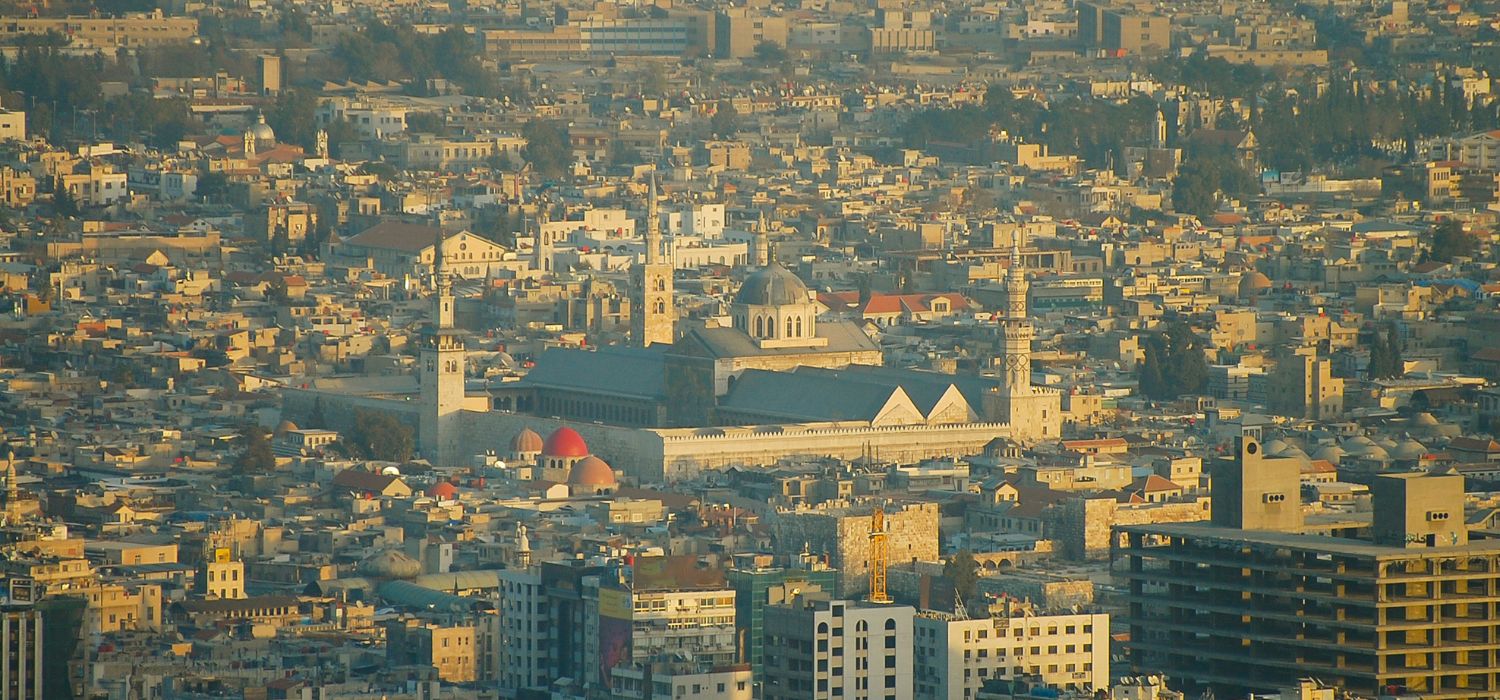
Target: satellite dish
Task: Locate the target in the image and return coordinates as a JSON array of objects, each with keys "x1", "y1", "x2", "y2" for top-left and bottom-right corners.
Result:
[
  {"x1": 494, "y1": 460, "x2": 507, "y2": 470},
  {"x1": 380, "y1": 466, "x2": 401, "y2": 476}
]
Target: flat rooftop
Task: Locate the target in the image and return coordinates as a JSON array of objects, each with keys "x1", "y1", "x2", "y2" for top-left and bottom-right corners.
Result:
[{"x1": 1117, "y1": 521, "x2": 1500, "y2": 561}]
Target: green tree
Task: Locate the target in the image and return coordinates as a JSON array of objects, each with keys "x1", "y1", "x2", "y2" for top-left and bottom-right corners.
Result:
[
  {"x1": 348, "y1": 410, "x2": 414, "y2": 462},
  {"x1": 522, "y1": 120, "x2": 572, "y2": 180},
  {"x1": 266, "y1": 89, "x2": 320, "y2": 151},
  {"x1": 196, "y1": 171, "x2": 229, "y2": 203},
  {"x1": 1137, "y1": 322, "x2": 1208, "y2": 400},
  {"x1": 710, "y1": 101, "x2": 739, "y2": 139},
  {"x1": 753, "y1": 41, "x2": 788, "y2": 63},
  {"x1": 1368, "y1": 323, "x2": 1404, "y2": 379},
  {"x1": 943, "y1": 549, "x2": 980, "y2": 608},
  {"x1": 1427, "y1": 220, "x2": 1477, "y2": 263},
  {"x1": 235, "y1": 425, "x2": 277, "y2": 474},
  {"x1": 51, "y1": 187, "x2": 79, "y2": 218}
]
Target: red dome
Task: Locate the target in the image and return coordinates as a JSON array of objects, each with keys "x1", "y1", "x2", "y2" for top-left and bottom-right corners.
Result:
[
  {"x1": 543, "y1": 427, "x2": 590, "y2": 458},
  {"x1": 427, "y1": 481, "x2": 458, "y2": 498},
  {"x1": 568, "y1": 455, "x2": 616, "y2": 487}
]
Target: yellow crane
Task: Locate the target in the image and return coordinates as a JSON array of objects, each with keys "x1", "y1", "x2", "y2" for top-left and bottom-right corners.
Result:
[{"x1": 869, "y1": 507, "x2": 891, "y2": 604}]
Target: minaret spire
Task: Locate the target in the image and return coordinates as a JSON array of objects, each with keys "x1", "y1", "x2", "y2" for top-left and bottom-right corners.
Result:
[
  {"x1": 434, "y1": 226, "x2": 453, "y2": 330},
  {"x1": 646, "y1": 170, "x2": 661, "y2": 265}
]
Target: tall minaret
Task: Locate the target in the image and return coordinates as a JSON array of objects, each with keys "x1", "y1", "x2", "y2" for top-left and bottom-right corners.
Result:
[
  {"x1": 421, "y1": 227, "x2": 465, "y2": 466},
  {"x1": 532, "y1": 199, "x2": 553, "y2": 274},
  {"x1": 999, "y1": 231, "x2": 1032, "y2": 393},
  {"x1": 631, "y1": 172, "x2": 675, "y2": 347},
  {"x1": 1152, "y1": 109, "x2": 1168, "y2": 149}
]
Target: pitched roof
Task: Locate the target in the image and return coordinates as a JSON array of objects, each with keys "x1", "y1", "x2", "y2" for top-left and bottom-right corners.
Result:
[
  {"x1": 520, "y1": 346, "x2": 667, "y2": 400},
  {"x1": 678, "y1": 319, "x2": 879, "y2": 359},
  {"x1": 344, "y1": 221, "x2": 444, "y2": 253},
  {"x1": 331, "y1": 469, "x2": 404, "y2": 493}
]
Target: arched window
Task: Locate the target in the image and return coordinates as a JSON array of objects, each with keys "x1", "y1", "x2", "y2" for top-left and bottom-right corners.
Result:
[
  {"x1": 856, "y1": 620, "x2": 868, "y2": 633},
  {"x1": 655, "y1": 300, "x2": 665, "y2": 313},
  {"x1": 795, "y1": 316, "x2": 803, "y2": 337},
  {"x1": 818, "y1": 622, "x2": 829, "y2": 635},
  {"x1": 787, "y1": 317, "x2": 794, "y2": 337},
  {"x1": 755, "y1": 316, "x2": 764, "y2": 338},
  {"x1": 884, "y1": 618, "x2": 897, "y2": 631}
]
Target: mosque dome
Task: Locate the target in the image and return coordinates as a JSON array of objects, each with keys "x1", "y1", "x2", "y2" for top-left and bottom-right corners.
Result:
[
  {"x1": 1237, "y1": 271, "x2": 1273, "y2": 298},
  {"x1": 358, "y1": 549, "x2": 422, "y2": 579},
  {"x1": 274, "y1": 419, "x2": 298, "y2": 436},
  {"x1": 1312, "y1": 445, "x2": 1344, "y2": 464},
  {"x1": 1263, "y1": 438, "x2": 1290, "y2": 456},
  {"x1": 511, "y1": 428, "x2": 544, "y2": 454},
  {"x1": 568, "y1": 455, "x2": 617, "y2": 488},
  {"x1": 1392, "y1": 439, "x2": 1427, "y2": 461},
  {"x1": 543, "y1": 427, "x2": 590, "y2": 458},
  {"x1": 735, "y1": 263, "x2": 810, "y2": 307}
]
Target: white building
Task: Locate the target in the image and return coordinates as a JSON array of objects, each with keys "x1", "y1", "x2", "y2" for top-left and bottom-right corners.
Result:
[
  {"x1": 913, "y1": 607, "x2": 1109, "y2": 700},
  {"x1": 762, "y1": 593, "x2": 916, "y2": 700},
  {"x1": 0, "y1": 110, "x2": 25, "y2": 141},
  {"x1": 318, "y1": 98, "x2": 409, "y2": 139},
  {"x1": 498, "y1": 567, "x2": 551, "y2": 698}
]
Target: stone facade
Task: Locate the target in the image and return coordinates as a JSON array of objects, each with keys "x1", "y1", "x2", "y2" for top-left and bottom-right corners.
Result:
[
  {"x1": 771, "y1": 503, "x2": 940, "y2": 597},
  {"x1": 1054, "y1": 496, "x2": 1210, "y2": 560}
]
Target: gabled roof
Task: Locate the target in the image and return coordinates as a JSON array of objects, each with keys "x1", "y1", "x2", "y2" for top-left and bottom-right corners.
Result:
[
  {"x1": 331, "y1": 469, "x2": 404, "y2": 493},
  {"x1": 344, "y1": 221, "x2": 444, "y2": 253}
]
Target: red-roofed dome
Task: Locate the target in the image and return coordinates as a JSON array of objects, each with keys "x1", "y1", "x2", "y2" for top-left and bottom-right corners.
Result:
[
  {"x1": 543, "y1": 427, "x2": 590, "y2": 458},
  {"x1": 568, "y1": 455, "x2": 616, "y2": 487},
  {"x1": 511, "y1": 428, "x2": 544, "y2": 453},
  {"x1": 427, "y1": 481, "x2": 458, "y2": 499}
]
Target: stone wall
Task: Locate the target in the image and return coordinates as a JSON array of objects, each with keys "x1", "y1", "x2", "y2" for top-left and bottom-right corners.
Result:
[
  {"x1": 1054, "y1": 496, "x2": 1210, "y2": 560},
  {"x1": 771, "y1": 503, "x2": 940, "y2": 597}
]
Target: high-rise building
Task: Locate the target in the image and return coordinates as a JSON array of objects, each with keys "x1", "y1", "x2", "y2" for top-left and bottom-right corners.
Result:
[
  {"x1": 913, "y1": 604, "x2": 1110, "y2": 699},
  {"x1": 0, "y1": 603, "x2": 42, "y2": 700},
  {"x1": 421, "y1": 229, "x2": 465, "y2": 466},
  {"x1": 632, "y1": 173, "x2": 676, "y2": 347},
  {"x1": 1119, "y1": 433, "x2": 1500, "y2": 698},
  {"x1": 761, "y1": 590, "x2": 916, "y2": 700},
  {"x1": 726, "y1": 553, "x2": 840, "y2": 671},
  {"x1": 498, "y1": 567, "x2": 551, "y2": 697},
  {"x1": 593, "y1": 557, "x2": 738, "y2": 691}
]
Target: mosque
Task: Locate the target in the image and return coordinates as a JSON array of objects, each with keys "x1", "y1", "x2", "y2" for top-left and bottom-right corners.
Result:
[{"x1": 283, "y1": 185, "x2": 1060, "y2": 483}]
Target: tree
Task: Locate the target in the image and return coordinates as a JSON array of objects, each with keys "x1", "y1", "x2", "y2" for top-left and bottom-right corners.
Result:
[
  {"x1": 347, "y1": 410, "x2": 414, "y2": 462},
  {"x1": 753, "y1": 41, "x2": 788, "y2": 64},
  {"x1": 266, "y1": 89, "x2": 320, "y2": 151},
  {"x1": 1137, "y1": 322, "x2": 1208, "y2": 400},
  {"x1": 522, "y1": 120, "x2": 572, "y2": 181},
  {"x1": 943, "y1": 549, "x2": 980, "y2": 608},
  {"x1": 196, "y1": 171, "x2": 229, "y2": 203},
  {"x1": 710, "y1": 101, "x2": 739, "y2": 139},
  {"x1": 1368, "y1": 323, "x2": 1404, "y2": 379},
  {"x1": 235, "y1": 425, "x2": 276, "y2": 474},
  {"x1": 1427, "y1": 220, "x2": 1477, "y2": 263},
  {"x1": 51, "y1": 187, "x2": 79, "y2": 218}
]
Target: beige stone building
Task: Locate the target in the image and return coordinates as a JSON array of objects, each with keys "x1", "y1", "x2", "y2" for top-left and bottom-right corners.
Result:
[{"x1": 772, "y1": 503, "x2": 939, "y2": 597}]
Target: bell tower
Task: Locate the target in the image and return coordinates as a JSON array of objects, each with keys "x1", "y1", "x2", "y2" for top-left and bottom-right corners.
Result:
[
  {"x1": 421, "y1": 228, "x2": 465, "y2": 465},
  {"x1": 631, "y1": 171, "x2": 675, "y2": 347}
]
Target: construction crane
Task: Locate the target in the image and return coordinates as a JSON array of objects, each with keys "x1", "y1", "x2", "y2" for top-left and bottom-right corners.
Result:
[{"x1": 869, "y1": 507, "x2": 891, "y2": 604}]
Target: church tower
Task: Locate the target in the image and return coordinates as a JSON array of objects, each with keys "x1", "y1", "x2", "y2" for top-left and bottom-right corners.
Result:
[
  {"x1": 991, "y1": 232, "x2": 1061, "y2": 442},
  {"x1": 631, "y1": 173, "x2": 675, "y2": 347},
  {"x1": 421, "y1": 229, "x2": 465, "y2": 466}
]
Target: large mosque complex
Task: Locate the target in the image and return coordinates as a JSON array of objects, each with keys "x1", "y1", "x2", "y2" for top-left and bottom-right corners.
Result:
[{"x1": 284, "y1": 183, "x2": 1061, "y2": 483}]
